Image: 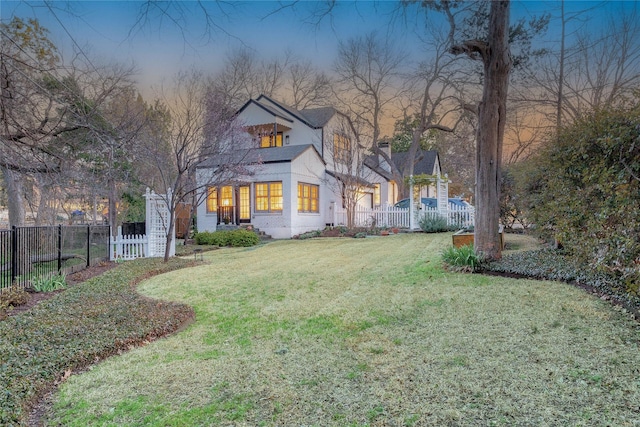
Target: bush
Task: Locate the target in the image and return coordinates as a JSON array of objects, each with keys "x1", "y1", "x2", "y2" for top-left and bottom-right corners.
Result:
[
  {"x1": 194, "y1": 230, "x2": 230, "y2": 246},
  {"x1": 296, "y1": 230, "x2": 321, "y2": 240},
  {"x1": 0, "y1": 286, "x2": 29, "y2": 320},
  {"x1": 442, "y1": 244, "x2": 481, "y2": 272},
  {"x1": 227, "y1": 229, "x2": 260, "y2": 247},
  {"x1": 419, "y1": 214, "x2": 454, "y2": 233},
  {"x1": 526, "y1": 106, "x2": 640, "y2": 288},
  {"x1": 194, "y1": 230, "x2": 259, "y2": 247}
]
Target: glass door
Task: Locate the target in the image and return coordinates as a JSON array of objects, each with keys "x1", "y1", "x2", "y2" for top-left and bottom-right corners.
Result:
[{"x1": 238, "y1": 186, "x2": 251, "y2": 223}]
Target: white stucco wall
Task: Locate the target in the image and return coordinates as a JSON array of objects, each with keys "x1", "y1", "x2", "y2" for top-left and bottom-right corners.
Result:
[
  {"x1": 195, "y1": 169, "x2": 218, "y2": 233},
  {"x1": 289, "y1": 148, "x2": 326, "y2": 236}
]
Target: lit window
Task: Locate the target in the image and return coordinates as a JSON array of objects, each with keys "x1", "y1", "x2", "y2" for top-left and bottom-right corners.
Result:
[
  {"x1": 333, "y1": 133, "x2": 351, "y2": 164},
  {"x1": 374, "y1": 184, "x2": 381, "y2": 206},
  {"x1": 206, "y1": 187, "x2": 218, "y2": 213},
  {"x1": 255, "y1": 182, "x2": 283, "y2": 212},
  {"x1": 220, "y1": 186, "x2": 233, "y2": 207},
  {"x1": 239, "y1": 186, "x2": 250, "y2": 220},
  {"x1": 298, "y1": 183, "x2": 319, "y2": 213},
  {"x1": 260, "y1": 132, "x2": 283, "y2": 148}
]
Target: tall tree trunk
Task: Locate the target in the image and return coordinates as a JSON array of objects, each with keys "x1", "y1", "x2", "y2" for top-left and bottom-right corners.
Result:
[
  {"x1": 475, "y1": 0, "x2": 511, "y2": 260},
  {"x1": 3, "y1": 167, "x2": 26, "y2": 227},
  {"x1": 556, "y1": 0, "x2": 566, "y2": 131},
  {"x1": 108, "y1": 177, "x2": 118, "y2": 237}
]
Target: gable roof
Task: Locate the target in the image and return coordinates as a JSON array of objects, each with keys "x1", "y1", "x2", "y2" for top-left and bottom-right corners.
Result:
[
  {"x1": 299, "y1": 106, "x2": 337, "y2": 128},
  {"x1": 392, "y1": 150, "x2": 440, "y2": 176},
  {"x1": 198, "y1": 144, "x2": 324, "y2": 168},
  {"x1": 363, "y1": 156, "x2": 394, "y2": 181},
  {"x1": 236, "y1": 99, "x2": 294, "y2": 124},
  {"x1": 326, "y1": 170, "x2": 375, "y2": 188},
  {"x1": 254, "y1": 94, "x2": 337, "y2": 129}
]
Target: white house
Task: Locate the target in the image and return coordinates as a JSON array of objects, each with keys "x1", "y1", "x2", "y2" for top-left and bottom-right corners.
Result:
[{"x1": 196, "y1": 95, "x2": 434, "y2": 238}]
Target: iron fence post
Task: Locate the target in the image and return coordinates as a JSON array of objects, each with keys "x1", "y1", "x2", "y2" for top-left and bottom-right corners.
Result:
[
  {"x1": 87, "y1": 225, "x2": 91, "y2": 267},
  {"x1": 57, "y1": 224, "x2": 62, "y2": 273},
  {"x1": 11, "y1": 226, "x2": 17, "y2": 284}
]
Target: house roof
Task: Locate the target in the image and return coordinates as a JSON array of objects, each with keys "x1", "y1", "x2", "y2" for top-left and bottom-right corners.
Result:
[
  {"x1": 198, "y1": 144, "x2": 324, "y2": 168},
  {"x1": 363, "y1": 156, "x2": 394, "y2": 181},
  {"x1": 299, "y1": 106, "x2": 337, "y2": 128},
  {"x1": 326, "y1": 170, "x2": 375, "y2": 188},
  {"x1": 236, "y1": 99, "x2": 294, "y2": 124},
  {"x1": 392, "y1": 150, "x2": 440, "y2": 176},
  {"x1": 254, "y1": 94, "x2": 337, "y2": 129}
]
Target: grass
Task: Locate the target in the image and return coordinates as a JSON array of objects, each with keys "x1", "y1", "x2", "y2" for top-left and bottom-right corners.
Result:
[
  {"x1": 45, "y1": 233, "x2": 640, "y2": 426},
  {"x1": 0, "y1": 258, "x2": 195, "y2": 425}
]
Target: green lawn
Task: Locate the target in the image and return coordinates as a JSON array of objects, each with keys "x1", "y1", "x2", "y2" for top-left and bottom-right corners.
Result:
[{"x1": 47, "y1": 234, "x2": 640, "y2": 426}]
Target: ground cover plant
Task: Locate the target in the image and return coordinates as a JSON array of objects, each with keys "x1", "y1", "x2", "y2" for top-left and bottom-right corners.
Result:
[
  {"x1": 0, "y1": 258, "x2": 195, "y2": 425},
  {"x1": 487, "y1": 247, "x2": 640, "y2": 319},
  {"x1": 46, "y1": 234, "x2": 640, "y2": 426}
]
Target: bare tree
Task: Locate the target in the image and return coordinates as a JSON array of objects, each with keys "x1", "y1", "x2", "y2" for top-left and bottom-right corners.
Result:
[
  {"x1": 333, "y1": 32, "x2": 405, "y2": 149},
  {"x1": 324, "y1": 113, "x2": 377, "y2": 228},
  {"x1": 561, "y1": 7, "x2": 640, "y2": 121},
  {"x1": 394, "y1": 27, "x2": 469, "y2": 198},
  {"x1": 1, "y1": 17, "x2": 65, "y2": 226},
  {"x1": 514, "y1": 2, "x2": 639, "y2": 132},
  {"x1": 286, "y1": 60, "x2": 333, "y2": 110},
  {"x1": 143, "y1": 70, "x2": 253, "y2": 261}
]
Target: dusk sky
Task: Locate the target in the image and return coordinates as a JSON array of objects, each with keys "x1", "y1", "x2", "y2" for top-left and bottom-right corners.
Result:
[{"x1": 2, "y1": 1, "x2": 636, "y2": 98}]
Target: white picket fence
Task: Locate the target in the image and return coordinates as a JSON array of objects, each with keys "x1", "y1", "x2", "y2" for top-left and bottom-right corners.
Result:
[
  {"x1": 109, "y1": 189, "x2": 175, "y2": 261},
  {"x1": 111, "y1": 232, "x2": 148, "y2": 260},
  {"x1": 334, "y1": 203, "x2": 474, "y2": 230}
]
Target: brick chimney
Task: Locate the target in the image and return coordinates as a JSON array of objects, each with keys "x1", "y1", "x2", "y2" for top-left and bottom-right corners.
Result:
[{"x1": 378, "y1": 141, "x2": 392, "y2": 172}]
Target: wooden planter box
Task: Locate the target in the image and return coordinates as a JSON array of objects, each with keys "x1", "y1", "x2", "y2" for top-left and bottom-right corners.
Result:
[
  {"x1": 452, "y1": 230, "x2": 475, "y2": 248},
  {"x1": 452, "y1": 226, "x2": 504, "y2": 249}
]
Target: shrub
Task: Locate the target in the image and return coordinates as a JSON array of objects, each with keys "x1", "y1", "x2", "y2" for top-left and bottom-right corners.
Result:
[
  {"x1": 442, "y1": 244, "x2": 481, "y2": 272},
  {"x1": 194, "y1": 230, "x2": 259, "y2": 247},
  {"x1": 297, "y1": 230, "x2": 321, "y2": 240},
  {"x1": 419, "y1": 214, "x2": 453, "y2": 233},
  {"x1": 194, "y1": 230, "x2": 231, "y2": 246},
  {"x1": 228, "y1": 229, "x2": 260, "y2": 247},
  {"x1": 526, "y1": 106, "x2": 640, "y2": 287},
  {"x1": 29, "y1": 273, "x2": 67, "y2": 293},
  {"x1": 0, "y1": 286, "x2": 29, "y2": 320}
]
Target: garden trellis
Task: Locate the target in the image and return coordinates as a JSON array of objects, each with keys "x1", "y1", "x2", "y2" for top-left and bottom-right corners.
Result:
[{"x1": 110, "y1": 189, "x2": 175, "y2": 261}]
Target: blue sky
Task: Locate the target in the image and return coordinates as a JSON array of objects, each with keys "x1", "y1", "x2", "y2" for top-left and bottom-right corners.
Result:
[{"x1": 2, "y1": 1, "x2": 635, "y2": 97}]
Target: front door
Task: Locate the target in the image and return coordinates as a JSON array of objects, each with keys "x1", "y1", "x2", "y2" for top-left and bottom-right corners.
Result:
[
  {"x1": 238, "y1": 185, "x2": 251, "y2": 223},
  {"x1": 218, "y1": 185, "x2": 234, "y2": 224}
]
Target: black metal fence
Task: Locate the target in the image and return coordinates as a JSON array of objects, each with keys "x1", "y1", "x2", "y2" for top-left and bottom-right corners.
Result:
[{"x1": 0, "y1": 225, "x2": 111, "y2": 291}]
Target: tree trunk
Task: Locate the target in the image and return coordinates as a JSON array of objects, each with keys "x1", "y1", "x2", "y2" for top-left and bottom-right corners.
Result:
[
  {"x1": 474, "y1": 0, "x2": 511, "y2": 260},
  {"x1": 3, "y1": 167, "x2": 26, "y2": 227}
]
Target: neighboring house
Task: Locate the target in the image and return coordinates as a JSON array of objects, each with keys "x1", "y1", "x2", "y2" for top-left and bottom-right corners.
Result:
[
  {"x1": 365, "y1": 142, "x2": 443, "y2": 200},
  {"x1": 196, "y1": 95, "x2": 398, "y2": 239}
]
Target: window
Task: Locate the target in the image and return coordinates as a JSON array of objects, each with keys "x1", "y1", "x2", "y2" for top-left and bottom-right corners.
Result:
[
  {"x1": 298, "y1": 183, "x2": 319, "y2": 213},
  {"x1": 239, "y1": 186, "x2": 250, "y2": 220},
  {"x1": 206, "y1": 187, "x2": 218, "y2": 213},
  {"x1": 260, "y1": 132, "x2": 283, "y2": 148},
  {"x1": 333, "y1": 133, "x2": 351, "y2": 164},
  {"x1": 220, "y1": 186, "x2": 233, "y2": 207},
  {"x1": 255, "y1": 182, "x2": 283, "y2": 212},
  {"x1": 374, "y1": 184, "x2": 381, "y2": 206}
]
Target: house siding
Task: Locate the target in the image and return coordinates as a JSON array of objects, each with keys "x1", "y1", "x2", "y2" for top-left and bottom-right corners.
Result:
[
  {"x1": 196, "y1": 169, "x2": 218, "y2": 233},
  {"x1": 289, "y1": 148, "x2": 326, "y2": 236}
]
